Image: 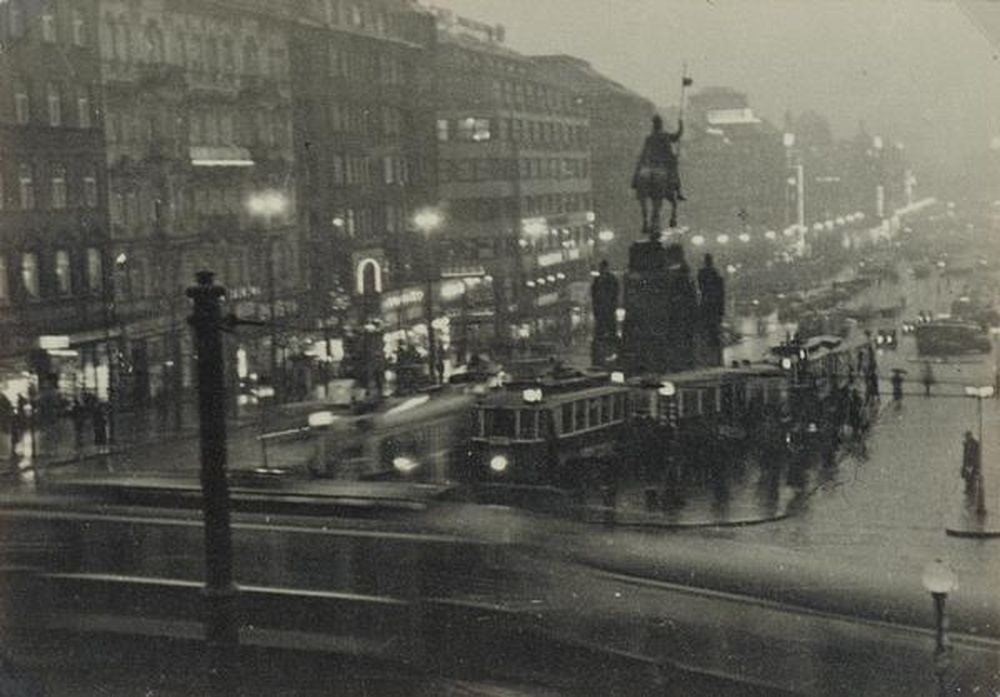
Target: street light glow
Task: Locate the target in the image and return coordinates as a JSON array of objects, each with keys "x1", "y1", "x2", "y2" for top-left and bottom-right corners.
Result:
[
  {"x1": 412, "y1": 207, "x2": 443, "y2": 233},
  {"x1": 247, "y1": 190, "x2": 289, "y2": 217},
  {"x1": 922, "y1": 559, "x2": 958, "y2": 595},
  {"x1": 597, "y1": 229, "x2": 615, "y2": 243}
]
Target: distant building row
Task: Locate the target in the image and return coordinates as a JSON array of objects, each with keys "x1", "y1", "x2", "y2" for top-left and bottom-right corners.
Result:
[{"x1": 0, "y1": 0, "x2": 910, "y2": 404}]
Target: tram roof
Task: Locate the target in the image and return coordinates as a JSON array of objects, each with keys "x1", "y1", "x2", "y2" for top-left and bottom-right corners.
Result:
[
  {"x1": 626, "y1": 362, "x2": 785, "y2": 387},
  {"x1": 476, "y1": 381, "x2": 626, "y2": 408}
]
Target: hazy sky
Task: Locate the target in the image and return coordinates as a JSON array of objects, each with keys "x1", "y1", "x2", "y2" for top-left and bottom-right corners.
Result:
[{"x1": 427, "y1": 0, "x2": 1000, "y2": 178}]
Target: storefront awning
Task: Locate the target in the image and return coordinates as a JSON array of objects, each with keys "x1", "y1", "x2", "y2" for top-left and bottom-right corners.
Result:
[{"x1": 190, "y1": 146, "x2": 254, "y2": 167}]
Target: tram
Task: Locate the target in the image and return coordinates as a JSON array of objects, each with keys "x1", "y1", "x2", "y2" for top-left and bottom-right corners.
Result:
[
  {"x1": 306, "y1": 387, "x2": 477, "y2": 483},
  {"x1": 626, "y1": 362, "x2": 789, "y2": 443},
  {"x1": 467, "y1": 369, "x2": 631, "y2": 489}
]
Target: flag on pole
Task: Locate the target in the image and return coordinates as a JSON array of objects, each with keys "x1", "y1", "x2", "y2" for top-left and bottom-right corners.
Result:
[{"x1": 682, "y1": 76, "x2": 693, "y2": 87}]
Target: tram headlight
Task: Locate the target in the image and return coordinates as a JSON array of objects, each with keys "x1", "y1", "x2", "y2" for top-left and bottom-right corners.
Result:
[
  {"x1": 393, "y1": 456, "x2": 419, "y2": 474},
  {"x1": 489, "y1": 454, "x2": 509, "y2": 474},
  {"x1": 521, "y1": 388, "x2": 543, "y2": 403}
]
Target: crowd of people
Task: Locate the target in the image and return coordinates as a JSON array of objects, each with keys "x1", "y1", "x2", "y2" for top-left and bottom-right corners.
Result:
[{"x1": 0, "y1": 390, "x2": 111, "y2": 460}]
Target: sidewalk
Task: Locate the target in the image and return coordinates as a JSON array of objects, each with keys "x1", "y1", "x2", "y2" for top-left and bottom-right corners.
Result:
[{"x1": 2, "y1": 397, "x2": 282, "y2": 475}]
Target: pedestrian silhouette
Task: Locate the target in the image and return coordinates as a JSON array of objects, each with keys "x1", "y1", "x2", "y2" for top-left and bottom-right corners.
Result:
[
  {"x1": 921, "y1": 362, "x2": 935, "y2": 397},
  {"x1": 92, "y1": 401, "x2": 108, "y2": 447},
  {"x1": 961, "y1": 431, "x2": 981, "y2": 496},
  {"x1": 890, "y1": 370, "x2": 904, "y2": 402}
]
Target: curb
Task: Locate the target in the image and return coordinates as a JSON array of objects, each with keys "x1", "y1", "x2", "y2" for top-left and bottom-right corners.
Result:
[{"x1": 944, "y1": 527, "x2": 1000, "y2": 539}]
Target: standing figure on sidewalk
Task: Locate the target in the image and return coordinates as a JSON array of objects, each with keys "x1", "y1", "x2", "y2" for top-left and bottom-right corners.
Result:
[
  {"x1": 921, "y1": 361, "x2": 936, "y2": 397},
  {"x1": 0, "y1": 393, "x2": 13, "y2": 459},
  {"x1": 70, "y1": 397, "x2": 86, "y2": 452},
  {"x1": 961, "y1": 430, "x2": 981, "y2": 496},
  {"x1": 890, "y1": 370, "x2": 904, "y2": 403},
  {"x1": 92, "y1": 401, "x2": 108, "y2": 448},
  {"x1": 631, "y1": 115, "x2": 684, "y2": 235}
]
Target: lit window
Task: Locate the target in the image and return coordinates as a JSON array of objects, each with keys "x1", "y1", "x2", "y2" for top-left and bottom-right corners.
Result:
[
  {"x1": 72, "y1": 9, "x2": 86, "y2": 46},
  {"x1": 436, "y1": 119, "x2": 449, "y2": 142},
  {"x1": 50, "y1": 164, "x2": 66, "y2": 209},
  {"x1": 84, "y1": 173, "x2": 97, "y2": 208},
  {"x1": 14, "y1": 81, "x2": 29, "y2": 125},
  {"x1": 55, "y1": 250, "x2": 71, "y2": 294},
  {"x1": 86, "y1": 248, "x2": 103, "y2": 293},
  {"x1": 18, "y1": 164, "x2": 34, "y2": 210},
  {"x1": 41, "y1": 9, "x2": 57, "y2": 43},
  {"x1": 47, "y1": 83, "x2": 61, "y2": 127},
  {"x1": 21, "y1": 253, "x2": 39, "y2": 297},
  {"x1": 77, "y1": 92, "x2": 91, "y2": 128},
  {"x1": 383, "y1": 155, "x2": 394, "y2": 184}
]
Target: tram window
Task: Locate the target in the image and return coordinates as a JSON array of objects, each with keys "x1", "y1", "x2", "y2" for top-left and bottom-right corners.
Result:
[
  {"x1": 588, "y1": 399, "x2": 600, "y2": 427},
  {"x1": 518, "y1": 409, "x2": 538, "y2": 439},
  {"x1": 614, "y1": 393, "x2": 625, "y2": 420},
  {"x1": 601, "y1": 395, "x2": 612, "y2": 423},
  {"x1": 484, "y1": 408, "x2": 515, "y2": 438},
  {"x1": 561, "y1": 403, "x2": 574, "y2": 433},
  {"x1": 720, "y1": 385, "x2": 735, "y2": 416},
  {"x1": 539, "y1": 411, "x2": 554, "y2": 439},
  {"x1": 704, "y1": 387, "x2": 718, "y2": 414},
  {"x1": 574, "y1": 401, "x2": 587, "y2": 430}
]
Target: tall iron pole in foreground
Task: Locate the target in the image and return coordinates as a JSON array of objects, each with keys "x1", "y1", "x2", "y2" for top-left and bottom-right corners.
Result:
[{"x1": 187, "y1": 271, "x2": 238, "y2": 696}]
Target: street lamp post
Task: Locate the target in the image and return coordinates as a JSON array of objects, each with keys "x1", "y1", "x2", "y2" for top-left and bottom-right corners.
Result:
[
  {"x1": 187, "y1": 271, "x2": 238, "y2": 697},
  {"x1": 964, "y1": 385, "x2": 994, "y2": 516},
  {"x1": 921, "y1": 558, "x2": 959, "y2": 697},
  {"x1": 413, "y1": 208, "x2": 443, "y2": 384},
  {"x1": 104, "y1": 252, "x2": 128, "y2": 446},
  {"x1": 247, "y1": 191, "x2": 289, "y2": 401}
]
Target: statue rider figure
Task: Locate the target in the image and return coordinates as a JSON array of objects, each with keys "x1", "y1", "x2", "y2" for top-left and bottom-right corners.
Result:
[{"x1": 632, "y1": 114, "x2": 684, "y2": 236}]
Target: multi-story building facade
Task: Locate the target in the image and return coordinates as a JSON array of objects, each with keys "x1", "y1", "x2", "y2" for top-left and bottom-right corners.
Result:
[
  {"x1": 0, "y1": 0, "x2": 111, "y2": 401},
  {"x1": 288, "y1": 0, "x2": 438, "y2": 358},
  {"x1": 682, "y1": 88, "x2": 786, "y2": 235},
  {"x1": 432, "y1": 10, "x2": 594, "y2": 348},
  {"x1": 532, "y1": 55, "x2": 655, "y2": 269},
  {"x1": 98, "y1": 0, "x2": 299, "y2": 404}
]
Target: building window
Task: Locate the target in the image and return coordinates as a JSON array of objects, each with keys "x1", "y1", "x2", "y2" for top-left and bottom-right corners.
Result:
[
  {"x1": 221, "y1": 38, "x2": 235, "y2": 73},
  {"x1": 86, "y1": 248, "x2": 102, "y2": 293},
  {"x1": 383, "y1": 155, "x2": 394, "y2": 184},
  {"x1": 72, "y1": 9, "x2": 86, "y2": 46},
  {"x1": 0, "y1": 256, "x2": 7, "y2": 302},
  {"x1": 242, "y1": 39, "x2": 259, "y2": 75},
  {"x1": 50, "y1": 164, "x2": 66, "y2": 209},
  {"x1": 18, "y1": 164, "x2": 34, "y2": 210},
  {"x1": 41, "y1": 7, "x2": 57, "y2": 43},
  {"x1": 14, "y1": 80, "x2": 30, "y2": 125},
  {"x1": 84, "y1": 171, "x2": 98, "y2": 208},
  {"x1": 436, "y1": 119, "x2": 449, "y2": 142},
  {"x1": 47, "y1": 83, "x2": 61, "y2": 127},
  {"x1": 21, "y1": 253, "x2": 39, "y2": 297},
  {"x1": 8, "y1": 1, "x2": 25, "y2": 38},
  {"x1": 55, "y1": 250, "x2": 71, "y2": 294},
  {"x1": 77, "y1": 92, "x2": 91, "y2": 128}
]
